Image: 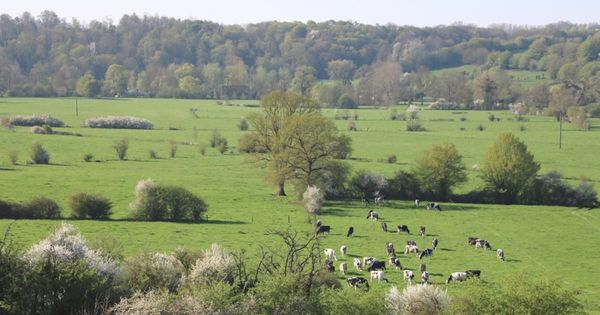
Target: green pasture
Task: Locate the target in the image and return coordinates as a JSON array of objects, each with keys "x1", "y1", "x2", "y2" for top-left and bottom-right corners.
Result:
[{"x1": 1, "y1": 97, "x2": 599, "y2": 311}]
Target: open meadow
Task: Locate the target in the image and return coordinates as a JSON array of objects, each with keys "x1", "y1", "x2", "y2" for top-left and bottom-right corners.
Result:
[{"x1": 1, "y1": 97, "x2": 600, "y2": 311}]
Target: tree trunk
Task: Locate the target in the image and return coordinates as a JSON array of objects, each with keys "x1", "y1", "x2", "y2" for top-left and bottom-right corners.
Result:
[{"x1": 278, "y1": 182, "x2": 286, "y2": 196}]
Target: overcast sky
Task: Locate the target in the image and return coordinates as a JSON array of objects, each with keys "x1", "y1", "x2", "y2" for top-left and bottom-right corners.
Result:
[{"x1": 2, "y1": 0, "x2": 599, "y2": 27}]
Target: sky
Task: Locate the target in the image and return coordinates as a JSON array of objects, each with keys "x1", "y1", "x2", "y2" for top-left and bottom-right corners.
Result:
[{"x1": 2, "y1": 0, "x2": 599, "y2": 27}]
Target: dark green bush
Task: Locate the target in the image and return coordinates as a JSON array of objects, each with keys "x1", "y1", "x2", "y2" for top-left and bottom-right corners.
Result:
[
  {"x1": 69, "y1": 192, "x2": 113, "y2": 219},
  {"x1": 30, "y1": 142, "x2": 50, "y2": 164},
  {"x1": 21, "y1": 197, "x2": 61, "y2": 219},
  {"x1": 239, "y1": 133, "x2": 267, "y2": 153},
  {"x1": 131, "y1": 185, "x2": 208, "y2": 221},
  {"x1": 209, "y1": 129, "x2": 227, "y2": 148},
  {"x1": 113, "y1": 138, "x2": 129, "y2": 160},
  {"x1": 384, "y1": 170, "x2": 422, "y2": 200}
]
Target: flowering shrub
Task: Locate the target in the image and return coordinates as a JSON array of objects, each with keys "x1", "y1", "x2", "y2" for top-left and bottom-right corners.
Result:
[
  {"x1": 124, "y1": 253, "x2": 184, "y2": 292},
  {"x1": 188, "y1": 243, "x2": 236, "y2": 286},
  {"x1": 386, "y1": 285, "x2": 450, "y2": 315},
  {"x1": 302, "y1": 185, "x2": 324, "y2": 215},
  {"x1": 10, "y1": 114, "x2": 64, "y2": 127},
  {"x1": 84, "y1": 116, "x2": 154, "y2": 129}
]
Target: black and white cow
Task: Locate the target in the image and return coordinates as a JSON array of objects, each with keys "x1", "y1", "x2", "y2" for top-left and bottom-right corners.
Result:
[
  {"x1": 370, "y1": 270, "x2": 389, "y2": 283},
  {"x1": 389, "y1": 257, "x2": 402, "y2": 270},
  {"x1": 397, "y1": 225, "x2": 410, "y2": 234},
  {"x1": 468, "y1": 237, "x2": 478, "y2": 246},
  {"x1": 347, "y1": 226, "x2": 354, "y2": 237},
  {"x1": 367, "y1": 210, "x2": 379, "y2": 220},
  {"x1": 367, "y1": 261, "x2": 386, "y2": 271},
  {"x1": 421, "y1": 271, "x2": 430, "y2": 284},
  {"x1": 316, "y1": 225, "x2": 331, "y2": 235},
  {"x1": 325, "y1": 259, "x2": 335, "y2": 272},
  {"x1": 363, "y1": 256, "x2": 376, "y2": 267},
  {"x1": 418, "y1": 248, "x2": 434, "y2": 259},
  {"x1": 340, "y1": 245, "x2": 347, "y2": 256},
  {"x1": 347, "y1": 277, "x2": 369, "y2": 290},
  {"x1": 386, "y1": 242, "x2": 395, "y2": 257},
  {"x1": 426, "y1": 202, "x2": 442, "y2": 211},
  {"x1": 353, "y1": 258, "x2": 363, "y2": 271},
  {"x1": 419, "y1": 263, "x2": 426, "y2": 273},
  {"x1": 497, "y1": 249, "x2": 505, "y2": 261},
  {"x1": 403, "y1": 270, "x2": 415, "y2": 284},
  {"x1": 406, "y1": 240, "x2": 417, "y2": 246},
  {"x1": 381, "y1": 222, "x2": 388, "y2": 232},
  {"x1": 447, "y1": 272, "x2": 467, "y2": 283},
  {"x1": 475, "y1": 239, "x2": 492, "y2": 250},
  {"x1": 415, "y1": 199, "x2": 420, "y2": 207},
  {"x1": 419, "y1": 226, "x2": 426, "y2": 236},
  {"x1": 432, "y1": 238, "x2": 439, "y2": 249},
  {"x1": 466, "y1": 270, "x2": 481, "y2": 278}
]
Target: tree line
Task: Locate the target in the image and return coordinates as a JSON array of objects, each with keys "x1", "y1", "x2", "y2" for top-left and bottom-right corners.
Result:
[{"x1": 2, "y1": 12, "x2": 600, "y2": 113}]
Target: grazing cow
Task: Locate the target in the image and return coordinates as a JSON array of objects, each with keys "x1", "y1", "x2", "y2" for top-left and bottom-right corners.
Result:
[
  {"x1": 316, "y1": 225, "x2": 331, "y2": 235},
  {"x1": 340, "y1": 245, "x2": 347, "y2": 256},
  {"x1": 418, "y1": 248, "x2": 434, "y2": 259},
  {"x1": 415, "y1": 199, "x2": 420, "y2": 207},
  {"x1": 389, "y1": 257, "x2": 402, "y2": 270},
  {"x1": 353, "y1": 258, "x2": 363, "y2": 271},
  {"x1": 419, "y1": 226, "x2": 426, "y2": 236},
  {"x1": 381, "y1": 222, "x2": 388, "y2": 232},
  {"x1": 347, "y1": 277, "x2": 369, "y2": 290},
  {"x1": 432, "y1": 238, "x2": 439, "y2": 249},
  {"x1": 419, "y1": 263, "x2": 426, "y2": 273},
  {"x1": 347, "y1": 226, "x2": 354, "y2": 237},
  {"x1": 368, "y1": 261, "x2": 386, "y2": 271},
  {"x1": 397, "y1": 225, "x2": 410, "y2": 234},
  {"x1": 340, "y1": 262, "x2": 348, "y2": 275},
  {"x1": 367, "y1": 210, "x2": 379, "y2": 220},
  {"x1": 427, "y1": 202, "x2": 442, "y2": 211},
  {"x1": 403, "y1": 270, "x2": 415, "y2": 284},
  {"x1": 404, "y1": 244, "x2": 419, "y2": 255},
  {"x1": 374, "y1": 195, "x2": 385, "y2": 205},
  {"x1": 497, "y1": 249, "x2": 505, "y2": 261},
  {"x1": 475, "y1": 239, "x2": 492, "y2": 250},
  {"x1": 466, "y1": 270, "x2": 481, "y2": 278},
  {"x1": 406, "y1": 240, "x2": 417, "y2": 246},
  {"x1": 386, "y1": 242, "x2": 395, "y2": 256},
  {"x1": 370, "y1": 270, "x2": 389, "y2": 283},
  {"x1": 468, "y1": 237, "x2": 478, "y2": 246},
  {"x1": 324, "y1": 248, "x2": 338, "y2": 261},
  {"x1": 325, "y1": 259, "x2": 335, "y2": 272},
  {"x1": 447, "y1": 272, "x2": 467, "y2": 283},
  {"x1": 421, "y1": 271, "x2": 430, "y2": 284},
  {"x1": 363, "y1": 256, "x2": 376, "y2": 267}
]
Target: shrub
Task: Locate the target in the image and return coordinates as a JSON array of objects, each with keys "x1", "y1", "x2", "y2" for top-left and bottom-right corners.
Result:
[
  {"x1": 217, "y1": 141, "x2": 229, "y2": 155},
  {"x1": 302, "y1": 185, "x2": 324, "y2": 215},
  {"x1": 519, "y1": 124, "x2": 527, "y2": 132},
  {"x1": 0, "y1": 199, "x2": 20, "y2": 219},
  {"x1": 130, "y1": 183, "x2": 208, "y2": 221},
  {"x1": 30, "y1": 125, "x2": 46, "y2": 134},
  {"x1": 338, "y1": 94, "x2": 357, "y2": 109},
  {"x1": 199, "y1": 143, "x2": 208, "y2": 156},
  {"x1": 574, "y1": 180, "x2": 598, "y2": 208},
  {"x1": 330, "y1": 134, "x2": 352, "y2": 159},
  {"x1": 346, "y1": 119, "x2": 357, "y2": 131},
  {"x1": 488, "y1": 113, "x2": 496, "y2": 121},
  {"x1": 8, "y1": 150, "x2": 18, "y2": 165},
  {"x1": 406, "y1": 120, "x2": 426, "y2": 131},
  {"x1": 334, "y1": 109, "x2": 350, "y2": 120},
  {"x1": 238, "y1": 117, "x2": 249, "y2": 131},
  {"x1": 30, "y1": 142, "x2": 50, "y2": 164},
  {"x1": 113, "y1": 138, "x2": 129, "y2": 160},
  {"x1": 476, "y1": 123, "x2": 485, "y2": 131},
  {"x1": 209, "y1": 129, "x2": 227, "y2": 148},
  {"x1": 406, "y1": 105, "x2": 420, "y2": 120},
  {"x1": 69, "y1": 192, "x2": 113, "y2": 219},
  {"x1": 349, "y1": 170, "x2": 388, "y2": 199},
  {"x1": 414, "y1": 143, "x2": 467, "y2": 200},
  {"x1": 9, "y1": 114, "x2": 64, "y2": 127},
  {"x1": 387, "y1": 154, "x2": 397, "y2": 164},
  {"x1": 317, "y1": 161, "x2": 351, "y2": 199},
  {"x1": 239, "y1": 133, "x2": 267, "y2": 153},
  {"x1": 386, "y1": 285, "x2": 450, "y2": 315},
  {"x1": 148, "y1": 149, "x2": 158, "y2": 159},
  {"x1": 188, "y1": 243, "x2": 236, "y2": 286},
  {"x1": 169, "y1": 139, "x2": 178, "y2": 158},
  {"x1": 83, "y1": 153, "x2": 94, "y2": 162},
  {"x1": 383, "y1": 170, "x2": 421, "y2": 200},
  {"x1": 21, "y1": 197, "x2": 61, "y2": 219},
  {"x1": 124, "y1": 253, "x2": 184, "y2": 292},
  {"x1": 84, "y1": 116, "x2": 154, "y2": 129},
  {"x1": 389, "y1": 108, "x2": 400, "y2": 120},
  {"x1": 459, "y1": 116, "x2": 467, "y2": 121},
  {"x1": 1, "y1": 117, "x2": 14, "y2": 129}
]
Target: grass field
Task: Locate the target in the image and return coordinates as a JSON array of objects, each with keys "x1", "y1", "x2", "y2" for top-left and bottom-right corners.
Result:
[{"x1": 1, "y1": 97, "x2": 600, "y2": 311}]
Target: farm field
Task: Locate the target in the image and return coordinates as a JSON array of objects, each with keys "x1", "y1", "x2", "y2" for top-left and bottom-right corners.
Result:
[{"x1": 1, "y1": 97, "x2": 600, "y2": 311}]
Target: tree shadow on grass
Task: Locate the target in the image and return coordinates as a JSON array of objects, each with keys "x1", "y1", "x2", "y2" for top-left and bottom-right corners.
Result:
[{"x1": 49, "y1": 218, "x2": 247, "y2": 225}]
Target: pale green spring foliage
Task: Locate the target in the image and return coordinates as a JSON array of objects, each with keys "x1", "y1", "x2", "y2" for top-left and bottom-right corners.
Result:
[
  {"x1": 385, "y1": 285, "x2": 450, "y2": 315},
  {"x1": 189, "y1": 243, "x2": 236, "y2": 286},
  {"x1": 302, "y1": 185, "x2": 324, "y2": 215},
  {"x1": 129, "y1": 178, "x2": 156, "y2": 210},
  {"x1": 24, "y1": 222, "x2": 120, "y2": 279}
]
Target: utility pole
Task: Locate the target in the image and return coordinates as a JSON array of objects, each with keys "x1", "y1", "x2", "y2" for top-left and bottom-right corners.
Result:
[
  {"x1": 559, "y1": 112, "x2": 562, "y2": 149},
  {"x1": 75, "y1": 97, "x2": 79, "y2": 117}
]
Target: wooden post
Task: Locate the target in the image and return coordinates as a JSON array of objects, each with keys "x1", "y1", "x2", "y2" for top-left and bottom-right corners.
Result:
[
  {"x1": 76, "y1": 97, "x2": 79, "y2": 117},
  {"x1": 559, "y1": 112, "x2": 562, "y2": 149}
]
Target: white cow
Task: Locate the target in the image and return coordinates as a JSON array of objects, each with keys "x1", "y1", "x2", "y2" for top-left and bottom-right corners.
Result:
[
  {"x1": 447, "y1": 272, "x2": 467, "y2": 283},
  {"x1": 353, "y1": 258, "x2": 363, "y2": 271},
  {"x1": 404, "y1": 244, "x2": 419, "y2": 255},
  {"x1": 363, "y1": 256, "x2": 376, "y2": 266},
  {"x1": 403, "y1": 270, "x2": 414, "y2": 284},
  {"x1": 370, "y1": 270, "x2": 388, "y2": 282},
  {"x1": 340, "y1": 245, "x2": 347, "y2": 256},
  {"x1": 324, "y1": 248, "x2": 337, "y2": 261},
  {"x1": 497, "y1": 249, "x2": 505, "y2": 261},
  {"x1": 340, "y1": 262, "x2": 348, "y2": 275}
]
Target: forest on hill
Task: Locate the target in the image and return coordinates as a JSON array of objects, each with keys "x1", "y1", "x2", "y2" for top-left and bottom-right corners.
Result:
[{"x1": 1, "y1": 11, "x2": 600, "y2": 114}]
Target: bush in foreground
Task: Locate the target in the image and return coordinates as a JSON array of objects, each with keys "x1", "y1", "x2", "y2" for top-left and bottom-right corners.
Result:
[
  {"x1": 124, "y1": 252, "x2": 184, "y2": 292},
  {"x1": 188, "y1": 243, "x2": 236, "y2": 286},
  {"x1": 386, "y1": 285, "x2": 450, "y2": 315},
  {"x1": 9, "y1": 114, "x2": 64, "y2": 127},
  {"x1": 69, "y1": 192, "x2": 113, "y2": 219},
  {"x1": 84, "y1": 116, "x2": 154, "y2": 129}
]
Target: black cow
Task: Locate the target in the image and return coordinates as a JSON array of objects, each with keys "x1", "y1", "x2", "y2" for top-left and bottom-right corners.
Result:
[
  {"x1": 466, "y1": 269, "x2": 481, "y2": 278},
  {"x1": 316, "y1": 225, "x2": 331, "y2": 235},
  {"x1": 347, "y1": 277, "x2": 369, "y2": 290},
  {"x1": 397, "y1": 225, "x2": 410, "y2": 234},
  {"x1": 419, "y1": 226, "x2": 426, "y2": 236},
  {"x1": 418, "y1": 248, "x2": 434, "y2": 259},
  {"x1": 325, "y1": 259, "x2": 335, "y2": 272},
  {"x1": 367, "y1": 261, "x2": 386, "y2": 271},
  {"x1": 432, "y1": 238, "x2": 439, "y2": 249},
  {"x1": 381, "y1": 222, "x2": 388, "y2": 232},
  {"x1": 347, "y1": 226, "x2": 354, "y2": 237}
]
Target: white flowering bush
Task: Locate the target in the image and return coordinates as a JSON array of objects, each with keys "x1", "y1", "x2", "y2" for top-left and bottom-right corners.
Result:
[
  {"x1": 84, "y1": 116, "x2": 154, "y2": 129},
  {"x1": 385, "y1": 285, "x2": 450, "y2": 315},
  {"x1": 10, "y1": 114, "x2": 64, "y2": 127},
  {"x1": 303, "y1": 185, "x2": 324, "y2": 215},
  {"x1": 110, "y1": 290, "x2": 171, "y2": 315},
  {"x1": 189, "y1": 243, "x2": 236, "y2": 286},
  {"x1": 124, "y1": 252, "x2": 185, "y2": 292},
  {"x1": 24, "y1": 223, "x2": 120, "y2": 279},
  {"x1": 129, "y1": 178, "x2": 156, "y2": 211},
  {"x1": 406, "y1": 105, "x2": 420, "y2": 120}
]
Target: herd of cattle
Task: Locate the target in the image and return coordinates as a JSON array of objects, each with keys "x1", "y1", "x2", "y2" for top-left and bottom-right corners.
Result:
[{"x1": 315, "y1": 201, "x2": 506, "y2": 290}]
